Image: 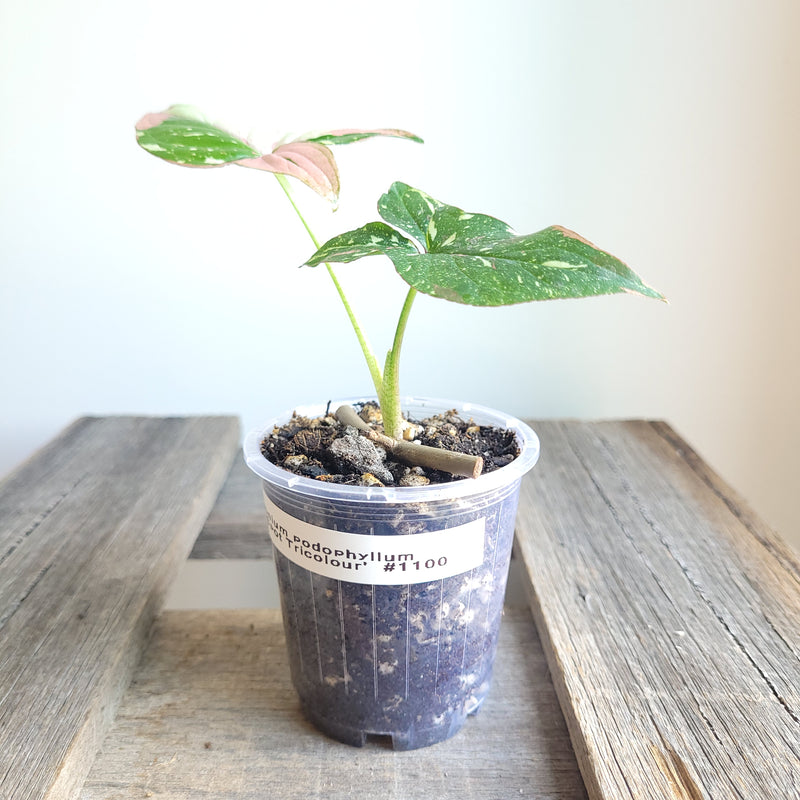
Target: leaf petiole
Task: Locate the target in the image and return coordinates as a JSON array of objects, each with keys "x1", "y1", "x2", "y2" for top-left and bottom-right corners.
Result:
[
  {"x1": 380, "y1": 287, "x2": 418, "y2": 439},
  {"x1": 274, "y1": 174, "x2": 384, "y2": 398}
]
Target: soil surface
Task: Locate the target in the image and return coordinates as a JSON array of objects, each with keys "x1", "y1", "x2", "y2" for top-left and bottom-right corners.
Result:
[{"x1": 261, "y1": 402, "x2": 520, "y2": 487}]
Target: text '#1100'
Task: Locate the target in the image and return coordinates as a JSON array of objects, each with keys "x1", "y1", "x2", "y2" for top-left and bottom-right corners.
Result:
[{"x1": 263, "y1": 496, "x2": 485, "y2": 585}]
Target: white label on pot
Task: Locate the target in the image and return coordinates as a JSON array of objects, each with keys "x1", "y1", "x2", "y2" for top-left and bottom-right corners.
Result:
[{"x1": 264, "y1": 496, "x2": 485, "y2": 585}]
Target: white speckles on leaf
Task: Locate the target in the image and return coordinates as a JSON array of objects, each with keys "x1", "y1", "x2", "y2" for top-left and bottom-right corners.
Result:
[
  {"x1": 302, "y1": 181, "x2": 665, "y2": 304},
  {"x1": 430, "y1": 284, "x2": 465, "y2": 303},
  {"x1": 542, "y1": 260, "x2": 587, "y2": 270}
]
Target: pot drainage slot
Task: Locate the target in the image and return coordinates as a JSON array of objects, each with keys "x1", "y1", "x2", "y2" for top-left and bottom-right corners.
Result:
[{"x1": 364, "y1": 733, "x2": 395, "y2": 749}]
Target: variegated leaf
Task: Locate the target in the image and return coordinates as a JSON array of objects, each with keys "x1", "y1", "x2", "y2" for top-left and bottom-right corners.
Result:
[
  {"x1": 135, "y1": 109, "x2": 421, "y2": 204},
  {"x1": 385, "y1": 226, "x2": 665, "y2": 305},
  {"x1": 303, "y1": 222, "x2": 418, "y2": 266},
  {"x1": 376, "y1": 182, "x2": 446, "y2": 248},
  {"x1": 238, "y1": 142, "x2": 340, "y2": 204},
  {"x1": 308, "y1": 182, "x2": 666, "y2": 306},
  {"x1": 302, "y1": 128, "x2": 423, "y2": 146},
  {"x1": 135, "y1": 110, "x2": 260, "y2": 166}
]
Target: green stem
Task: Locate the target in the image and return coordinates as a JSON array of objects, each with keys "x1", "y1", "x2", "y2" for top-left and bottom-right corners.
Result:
[
  {"x1": 274, "y1": 174, "x2": 323, "y2": 248},
  {"x1": 381, "y1": 287, "x2": 418, "y2": 439},
  {"x1": 274, "y1": 174, "x2": 384, "y2": 397}
]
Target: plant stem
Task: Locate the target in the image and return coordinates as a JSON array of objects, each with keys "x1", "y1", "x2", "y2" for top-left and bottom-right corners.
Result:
[
  {"x1": 274, "y1": 174, "x2": 323, "y2": 248},
  {"x1": 381, "y1": 287, "x2": 418, "y2": 439},
  {"x1": 274, "y1": 174, "x2": 384, "y2": 397}
]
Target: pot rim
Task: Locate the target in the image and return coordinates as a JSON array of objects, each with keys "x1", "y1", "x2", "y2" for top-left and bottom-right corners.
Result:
[{"x1": 243, "y1": 396, "x2": 540, "y2": 504}]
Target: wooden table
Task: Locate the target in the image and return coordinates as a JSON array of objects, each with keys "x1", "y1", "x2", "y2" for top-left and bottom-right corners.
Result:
[{"x1": 1, "y1": 417, "x2": 798, "y2": 799}]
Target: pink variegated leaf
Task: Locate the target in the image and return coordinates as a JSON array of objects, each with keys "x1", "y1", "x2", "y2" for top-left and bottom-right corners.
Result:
[
  {"x1": 135, "y1": 111, "x2": 176, "y2": 132},
  {"x1": 238, "y1": 141, "x2": 340, "y2": 204}
]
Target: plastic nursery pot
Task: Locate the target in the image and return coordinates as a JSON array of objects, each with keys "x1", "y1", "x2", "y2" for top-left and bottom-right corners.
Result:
[{"x1": 243, "y1": 397, "x2": 539, "y2": 751}]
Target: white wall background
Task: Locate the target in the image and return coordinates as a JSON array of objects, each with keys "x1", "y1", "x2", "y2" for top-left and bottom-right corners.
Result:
[{"x1": 2, "y1": 0, "x2": 799, "y2": 567}]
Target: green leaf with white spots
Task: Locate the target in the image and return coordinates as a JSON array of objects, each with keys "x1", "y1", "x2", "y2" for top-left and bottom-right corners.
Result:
[
  {"x1": 303, "y1": 222, "x2": 419, "y2": 266},
  {"x1": 385, "y1": 225, "x2": 665, "y2": 305},
  {"x1": 376, "y1": 182, "x2": 446, "y2": 248},
  {"x1": 135, "y1": 110, "x2": 260, "y2": 166},
  {"x1": 308, "y1": 181, "x2": 665, "y2": 306},
  {"x1": 302, "y1": 129, "x2": 423, "y2": 146},
  {"x1": 426, "y1": 204, "x2": 516, "y2": 252}
]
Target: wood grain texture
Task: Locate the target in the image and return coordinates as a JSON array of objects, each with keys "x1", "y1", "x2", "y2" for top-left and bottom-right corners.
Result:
[
  {"x1": 189, "y1": 457, "x2": 269, "y2": 560},
  {"x1": 81, "y1": 608, "x2": 587, "y2": 800},
  {"x1": 0, "y1": 416, "x2": 240, "y2": 800},
  {"x1": 514, "y1": 420, "x2": 800, "y2": 800}
]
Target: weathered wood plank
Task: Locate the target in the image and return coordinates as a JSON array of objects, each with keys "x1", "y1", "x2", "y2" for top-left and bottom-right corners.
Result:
[
  {"x1": 514, "y1": 420, "x2": 800, "y2": 800},
  {"x1": 80, "y1": 607, "x2": 586, "y2": 800},
  {"x1": 189, "y1": 456, "x2": 269, "y2": 559},
  {"x1": 0, "y1": 416, "x2": 240, "y2": 800}
]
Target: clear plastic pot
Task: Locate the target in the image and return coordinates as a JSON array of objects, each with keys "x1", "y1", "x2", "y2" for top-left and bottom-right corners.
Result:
[{"x1": 243, "y1": 397, "x2": 539, "y2": 750}]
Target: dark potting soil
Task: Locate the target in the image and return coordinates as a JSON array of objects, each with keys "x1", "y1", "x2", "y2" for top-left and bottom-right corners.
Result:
[
  {"x1": 260, "y1": 401, "x2": 520, "y2": 486},
  {"x1": 264, "y1": 446, "x2": 522, "y2": 749}
]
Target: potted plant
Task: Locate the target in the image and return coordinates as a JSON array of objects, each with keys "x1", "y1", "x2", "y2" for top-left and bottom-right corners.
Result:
[{"x1": 136, "y1": 106, "x2": 664, "y2": 750}]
